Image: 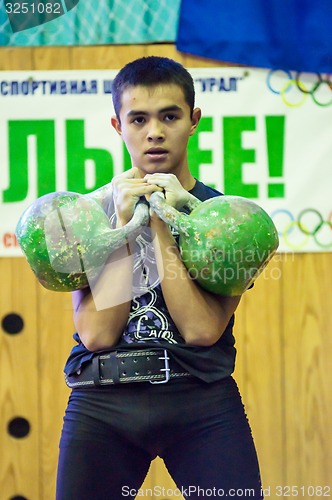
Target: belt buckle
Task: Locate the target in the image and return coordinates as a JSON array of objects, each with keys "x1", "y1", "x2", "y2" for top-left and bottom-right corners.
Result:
[{"x1": 150, "y1": 349, "x2": 170, "y2": 384}]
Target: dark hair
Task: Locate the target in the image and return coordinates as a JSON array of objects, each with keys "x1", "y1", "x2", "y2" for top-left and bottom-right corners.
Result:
[{"x1": 112, "y1": 56, "x2": 195, "y2": 119}]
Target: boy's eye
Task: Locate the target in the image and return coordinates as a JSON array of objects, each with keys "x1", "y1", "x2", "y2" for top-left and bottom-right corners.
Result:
[
  {"x1": 164, "y1": 114, "x2": 178, "y2": 121},
  {"x1": 133, "y1": 116, "x2": 145, "y2": 124}
]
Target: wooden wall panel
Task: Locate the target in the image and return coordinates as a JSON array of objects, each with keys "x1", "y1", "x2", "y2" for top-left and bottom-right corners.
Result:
[
  {"x1": 37, "y1": 285, "x2": 75, "y2": 499},
  {"x1": 31, "y1": 46, "x2": 72, "y2": 70},
  {"x1": 282, "y1": 253, "x2": 332, "y2": 491},
  {"x1": 0, "y1": 44, "x2": 331, "y2": 500},
  {"x1": 0, "y1": 258, "x2": 39, "y2": 499},
  {"x1": 0, "y1": 47, "x2": 33, "y2": 69},
  {"x1": 141, "y1": 457, "x2": 183, "y2": 499},
  {"x1": 233, "y1": 255, "x2": 285, "y2": 492},
  {"x1": 71, "y1": 44, "x2": 148, "y2": 70}
]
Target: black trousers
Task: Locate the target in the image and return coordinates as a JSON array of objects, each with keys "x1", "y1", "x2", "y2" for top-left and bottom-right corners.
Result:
[{"x1": 56, "y1": 376, "x2": 263, "y2": 499}]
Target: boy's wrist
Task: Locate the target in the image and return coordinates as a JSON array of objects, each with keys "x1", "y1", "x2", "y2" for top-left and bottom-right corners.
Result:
[{"x1": 116, "y1": 219, "x2": 127, "y2": 228}]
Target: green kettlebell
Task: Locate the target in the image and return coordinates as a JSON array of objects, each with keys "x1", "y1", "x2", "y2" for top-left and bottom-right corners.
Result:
[
  {"x1": 16, "y1": 188, "x2": 149, "y2": 292},
  {"x1": 149, "y1": 192, "x2": 279, "y2": 296}
]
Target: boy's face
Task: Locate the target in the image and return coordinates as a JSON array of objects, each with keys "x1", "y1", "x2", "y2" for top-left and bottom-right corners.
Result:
[{"x1": 111, "y1": 84, "x2": 201, "y2": 178}]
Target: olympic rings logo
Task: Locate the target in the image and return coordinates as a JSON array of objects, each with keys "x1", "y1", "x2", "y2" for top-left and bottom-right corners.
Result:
[
  {"x1": 270, "y1": 208, "x2": 332, "y2": 250},
  {"x1": 266, "y1": 70, "x2": 332, "y2": 107}
]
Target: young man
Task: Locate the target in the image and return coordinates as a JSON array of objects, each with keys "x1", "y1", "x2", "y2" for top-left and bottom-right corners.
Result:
[{"x1": 56, "y1": 56, "x2": 263, "y2": 499}]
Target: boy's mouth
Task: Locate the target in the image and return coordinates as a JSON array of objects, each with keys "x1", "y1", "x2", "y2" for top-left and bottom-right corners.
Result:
[{"x1": 145, "y1": 148, "x2": 168, "y2": 161}]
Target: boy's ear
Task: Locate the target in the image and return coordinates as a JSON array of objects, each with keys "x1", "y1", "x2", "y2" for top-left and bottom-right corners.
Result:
[
  {"x1": 111, "y1": 115, "x2": 122, "y2": 136},
  {"x1": 190, "y1": 107, "x2": 201, "y2": 136}
]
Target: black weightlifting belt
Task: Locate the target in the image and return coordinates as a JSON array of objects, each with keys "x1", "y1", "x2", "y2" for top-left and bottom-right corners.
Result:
[{"x1": 65, "y1": 349, "x2": 192, "y2": 388}]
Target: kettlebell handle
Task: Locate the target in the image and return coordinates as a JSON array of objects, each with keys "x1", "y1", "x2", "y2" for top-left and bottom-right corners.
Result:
[{"x1": 149, "y1": 191, "x2": 201, "y2": 235}]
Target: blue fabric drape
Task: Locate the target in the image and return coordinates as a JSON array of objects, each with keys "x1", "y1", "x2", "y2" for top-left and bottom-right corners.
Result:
[{"x1": 176, "y1": 0, "x2": 332, "y2": 73}]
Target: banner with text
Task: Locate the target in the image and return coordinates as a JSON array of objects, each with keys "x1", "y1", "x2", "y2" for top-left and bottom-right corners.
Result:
[{"x1": 0, "y1": 68, "x2": 331, "y2": 256}]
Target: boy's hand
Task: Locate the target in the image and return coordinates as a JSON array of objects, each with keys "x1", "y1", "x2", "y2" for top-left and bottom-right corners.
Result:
[
  {"x1": 112, "y1": 168, "x2": 161, "y2": 226},
  {"x1": 144, "y1": 173, "x2": 190, "y2": 210}
]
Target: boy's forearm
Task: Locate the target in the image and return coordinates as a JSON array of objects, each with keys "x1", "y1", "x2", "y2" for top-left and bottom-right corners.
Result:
[
  {"x1": 72, "y1": 245, "x2": 134, "y2": 351},
  {"x1": 150, "y1": 217, "x2": 240, "y2": 346}
]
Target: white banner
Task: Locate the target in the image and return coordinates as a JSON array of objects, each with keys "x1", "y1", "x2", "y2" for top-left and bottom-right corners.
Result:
[{"x1": 0, "y1": 67, "x2": 331, "y2": 256}]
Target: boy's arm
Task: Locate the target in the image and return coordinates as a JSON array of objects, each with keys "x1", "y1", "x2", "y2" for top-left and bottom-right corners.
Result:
[
  {"x1": 72, "y1": 245, "x2": 134, "y2": 351},
  {"x1": 151, "y1": 215, "x2": 241, "y2": 346},
  {"x1": 145, "y1": 172, "x2": 241, "y2": 346},
  {"x1": 72, "y1": 168, "x2": 162, "y2": 352}
]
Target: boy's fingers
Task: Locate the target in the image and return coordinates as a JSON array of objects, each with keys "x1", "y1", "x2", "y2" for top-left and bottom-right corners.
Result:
[
  {"x1": 130, "y1": 184, "x2": 163, "y2": 196},
  {"x1": 122, "y1": 167, "x2": 138, "y2": 179},
  {"x1": 114, "y1": 167, "x2": 140, "y2": 181}
]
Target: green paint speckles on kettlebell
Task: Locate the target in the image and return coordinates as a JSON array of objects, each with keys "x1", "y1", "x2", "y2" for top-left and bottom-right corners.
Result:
[
  {"x1": 16, "y1": 190, "x2": 149, "y2": 292},
  {"x1": 150, "y1": 193, "x2": 279, "y2": 296}
]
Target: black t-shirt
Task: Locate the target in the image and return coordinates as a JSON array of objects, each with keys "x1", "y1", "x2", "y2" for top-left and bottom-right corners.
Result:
[{"x1": 64, "y1": 179, "x2": 237, "y2": 383}]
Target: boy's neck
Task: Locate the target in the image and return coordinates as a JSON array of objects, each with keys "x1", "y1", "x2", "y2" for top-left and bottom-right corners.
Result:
[{"x1": 178, "y1": 169, "x2": 196, "y2": 191}]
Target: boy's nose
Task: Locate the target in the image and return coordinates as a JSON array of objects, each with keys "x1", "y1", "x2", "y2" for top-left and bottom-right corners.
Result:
[{"x1": 147, "y1": 120, "x2": 165, "y2": 141}]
